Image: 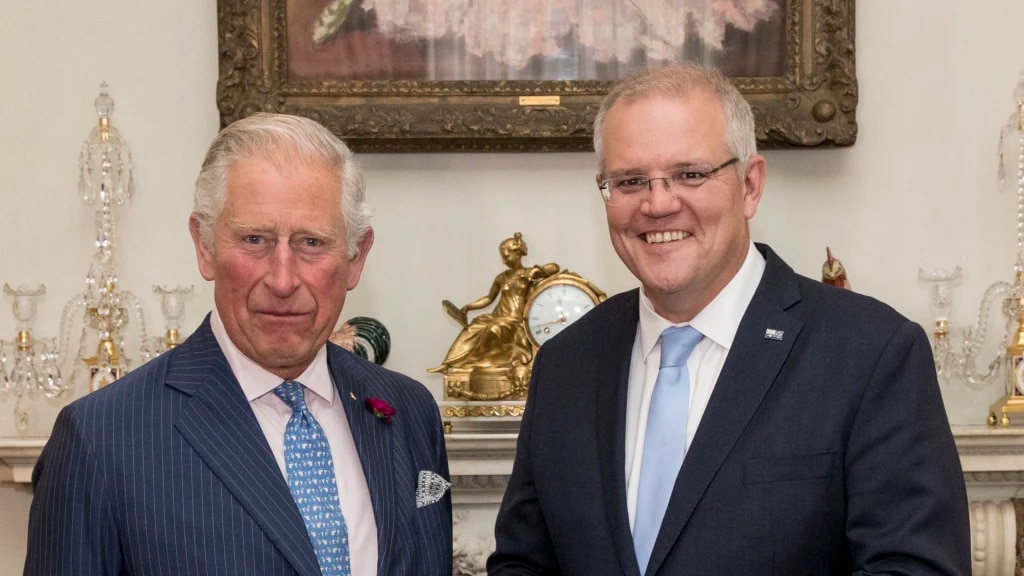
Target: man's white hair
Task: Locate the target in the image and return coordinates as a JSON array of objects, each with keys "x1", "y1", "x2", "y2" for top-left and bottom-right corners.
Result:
[{"x1": 193, "y1": 113, "x2": 372, "y2": 259}]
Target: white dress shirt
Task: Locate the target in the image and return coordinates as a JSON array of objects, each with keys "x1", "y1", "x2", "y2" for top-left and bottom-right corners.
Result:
[
  {"x1": 211, "y1": 309, "x2": 379, "y2": 575},
  {"x1": 625, "y1": 243, "x2": 765, "y2": 529}
]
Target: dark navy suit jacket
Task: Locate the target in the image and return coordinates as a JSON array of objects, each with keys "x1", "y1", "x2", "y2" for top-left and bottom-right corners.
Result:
[
  {"x1": 26, "y1": 317, "x2": 452, "y2": 576},
  {"x1": 489, "y1": 244, "x2": 970, "y2": 576}
]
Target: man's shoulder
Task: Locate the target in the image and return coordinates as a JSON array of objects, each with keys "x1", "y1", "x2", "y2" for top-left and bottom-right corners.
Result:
[
  {"x1": 40, "y1": 348, "x2": 180, "y2": 464},
  {"x1": 790, "y1": 271, "x2": 912, "y2": 331},
  {"x1": 760, "y1": 244, "x2": 913, "y2": 333}
]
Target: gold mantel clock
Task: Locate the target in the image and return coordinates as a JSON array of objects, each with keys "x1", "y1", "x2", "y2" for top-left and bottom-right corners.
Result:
[{"x1": 431, "y1": 233, "x2": 605, "y2": 424}]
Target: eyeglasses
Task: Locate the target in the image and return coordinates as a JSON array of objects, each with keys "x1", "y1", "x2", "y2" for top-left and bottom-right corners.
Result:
[{"x1": 597, "y1": 157, "x2": 740, "y2": 205}]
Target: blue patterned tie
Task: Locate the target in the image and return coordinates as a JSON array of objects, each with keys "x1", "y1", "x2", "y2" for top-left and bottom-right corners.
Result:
[
  {"x1": 633, "y1": 326, "x2": 703, "y2": 575},
  {"x1": 275, "y1": 380, "x2": 351, "y2": 576}
]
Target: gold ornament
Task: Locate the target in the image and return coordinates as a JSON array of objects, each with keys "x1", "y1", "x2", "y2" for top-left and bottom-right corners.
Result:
[{"x1": 431, "y1": 232, "x2": 604, "y2": 403}]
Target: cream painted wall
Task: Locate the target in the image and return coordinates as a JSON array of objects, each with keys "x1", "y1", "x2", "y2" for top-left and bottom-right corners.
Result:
[{"x1": 1, "y1": 0, "x2": 1022, "y2": 572}]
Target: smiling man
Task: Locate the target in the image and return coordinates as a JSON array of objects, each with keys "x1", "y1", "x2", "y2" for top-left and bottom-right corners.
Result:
[
  {"x1": 488, "y1": 65, "x2": 970, "y2": 576},
  {"x1": 27, "y1": 113, "x2": 452, "y2": 576}
]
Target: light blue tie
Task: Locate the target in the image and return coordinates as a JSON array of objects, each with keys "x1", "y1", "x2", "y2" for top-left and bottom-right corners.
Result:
[
  {"x1": 633, "y1": 326, "x2": 703, "y2": 575},
  {"x1": 275, "y1": 380, "x2": 351, "y2": 576}
]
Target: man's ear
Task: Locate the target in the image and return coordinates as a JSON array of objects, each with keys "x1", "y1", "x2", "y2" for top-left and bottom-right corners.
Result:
[
  {"x1": 346, "y1": 227, "x2": 375, "y2": 291},
  {"x1": 741, "y1": 155, "x2": 767, "y2": 220},
  {"x1": 189, "y1": 214, "x2": 216, "y2": 281}
]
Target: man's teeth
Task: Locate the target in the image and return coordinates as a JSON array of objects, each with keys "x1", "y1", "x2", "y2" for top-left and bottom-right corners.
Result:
[{"x1": 645, "y1": 231, "x2": 689, "y2": 244}]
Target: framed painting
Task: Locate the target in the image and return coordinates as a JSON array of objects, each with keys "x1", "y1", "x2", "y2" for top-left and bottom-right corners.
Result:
[{"x1": 217, "y1": 0, "x2": 857, "y2": 152}]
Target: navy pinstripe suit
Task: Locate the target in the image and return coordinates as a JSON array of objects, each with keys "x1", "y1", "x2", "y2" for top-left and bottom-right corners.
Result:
[{"x1": 26, "y1": 317, "x2": 452, "y2": 576}]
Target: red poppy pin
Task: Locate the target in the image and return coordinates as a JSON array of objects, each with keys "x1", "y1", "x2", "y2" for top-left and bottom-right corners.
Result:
[{"x1": 365, "y1": 397, "x2": 395, "y2": 424}]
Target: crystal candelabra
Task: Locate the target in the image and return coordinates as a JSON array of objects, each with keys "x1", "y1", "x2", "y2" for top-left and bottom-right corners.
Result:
[
  {"x1": 0, "y1": 83, "x2": 191, "y2": 431},
  {"x1": 0, "y1": 285, "x2": 63, "y2": 432},
  {"x1": 919, "y1": 69, "x2": 1024, "y2": 393},
  {"x1": 62, "y1": 81, "x2": 148, "y2": 391},
  {"x1": 918, "y1": 267, "x2": 1018, "y2": 388}
]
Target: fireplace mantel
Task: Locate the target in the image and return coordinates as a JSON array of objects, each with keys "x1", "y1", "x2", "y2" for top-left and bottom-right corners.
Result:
[{"x1": 2, "y1": 426, "x2": 1021, "y2": 575}]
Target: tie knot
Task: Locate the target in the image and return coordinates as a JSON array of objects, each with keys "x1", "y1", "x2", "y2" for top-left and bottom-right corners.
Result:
[
  {"x1": 660, "y1": 325, "x2": 703, "y2": 368},
  {"x1": 273, "y1": 380, "x2": 308, "y2": 414}
]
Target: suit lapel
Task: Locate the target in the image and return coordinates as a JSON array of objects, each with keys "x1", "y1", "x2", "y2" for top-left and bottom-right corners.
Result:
[
  {"x1": 328, "y1": 346, "x2": 397, "y2": 576},
  {"x1": 646, "y1": 245, "x2": 803, "y2": 576},
  {"x1": 594, "y1": 291, "x2": 645, "y2": 576},
  {"x1": 168, "y1": 319, "x2": 322, "y2": 576}
]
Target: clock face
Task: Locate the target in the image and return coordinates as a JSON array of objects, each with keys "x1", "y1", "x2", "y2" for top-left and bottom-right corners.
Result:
[
  {"x1": 1015, "y1": 357, "x2": 1024, "y2": 396},
  {"x1": 526, "y1": 282, "x2": 599, "y2": 346}
]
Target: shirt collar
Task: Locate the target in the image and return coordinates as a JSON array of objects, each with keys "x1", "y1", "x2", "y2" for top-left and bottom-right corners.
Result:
[
  {"x1": 638, "y1": 242, "x2": 766, "y2": 361},
  {"x1": 210, "y1": 307, "x2": 335, "y2": 405}
]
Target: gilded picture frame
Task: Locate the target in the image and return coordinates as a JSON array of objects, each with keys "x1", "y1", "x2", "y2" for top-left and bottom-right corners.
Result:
[{"x1": 217, "y1": 0, "x2": 856, "y2": 152}]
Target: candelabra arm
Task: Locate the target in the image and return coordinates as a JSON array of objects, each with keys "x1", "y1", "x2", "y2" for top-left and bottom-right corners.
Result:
[
  {"x1": 56, "y1": 293, "x2": 89, "y2": 375},
  {"x1": 951, "y1": 281, "x2": 1014, "y2": 390},
  {"x1": 963, "y1": 281, "x2": 1014, "y2": 354},
  {"x1": 961, "y1": 353, "x2": 1006, "y2": 390},
  {"x1": 120, "y1": 291, "x2": 150, "y2": 361}
]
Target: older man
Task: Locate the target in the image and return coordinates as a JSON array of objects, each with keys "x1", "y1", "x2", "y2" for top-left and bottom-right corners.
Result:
[
  {"x1": 488, "y1": 64, "x2": 969, "y2": 575},
  {"x1": 27, "y1": 113, "x2": 452, "y2": 576}
]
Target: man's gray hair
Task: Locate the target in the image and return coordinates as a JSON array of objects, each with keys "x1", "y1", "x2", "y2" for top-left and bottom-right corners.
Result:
[
  {"x1": 193, "y1": 113, "x2": 372, "y2": 259},
  {"x1": 592, "y1": 64, "x2": 757, "y2": 173}
]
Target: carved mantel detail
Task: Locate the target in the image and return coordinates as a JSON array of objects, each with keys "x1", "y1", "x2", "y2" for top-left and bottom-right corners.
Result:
[
  {"x1": 0, "y1": 437, "x2": 46, "y2": 483},
  {"x1": 953, "y1": 426, "x2": 1024, "y2": 576}
]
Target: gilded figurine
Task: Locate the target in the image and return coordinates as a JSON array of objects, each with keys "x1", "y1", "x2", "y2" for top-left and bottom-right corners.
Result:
[
  {"x1": 430, "y1": 233, "x2": 559, "y2": 400},
  {"x1": 821, "y1": 246, "x2": 852, "y2": 290}
]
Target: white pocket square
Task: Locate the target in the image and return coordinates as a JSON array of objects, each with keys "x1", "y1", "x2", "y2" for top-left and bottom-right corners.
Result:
[{"x1": 416, "y1": 470, "x2": 451, "y2": 508}]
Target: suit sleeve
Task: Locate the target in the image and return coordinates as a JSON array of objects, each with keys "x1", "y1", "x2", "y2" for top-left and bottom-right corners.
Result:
[
  {"x1": 487, "y1": 347, "x2": 562, "y2": 576},
  {"x1": 427, "y1": 388, "x2": 454, "y2": 576},
  {"x1": 845, "y1": 321, "x2": 971, "y2": 575},
  {"x1": 26, "y1": 404, "x2": 122, "y2": 576},
  {"x1": 392, "y1": 374, "x2": 453, "y2": 576}
]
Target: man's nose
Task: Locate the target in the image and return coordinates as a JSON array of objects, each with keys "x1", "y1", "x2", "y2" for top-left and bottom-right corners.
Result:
[
  {"x1": 642, "y1": 178, "x2": 682, "y2": 215},
  {"x1": 265, "y1": 244, "x2": 301, "y2": 296}
]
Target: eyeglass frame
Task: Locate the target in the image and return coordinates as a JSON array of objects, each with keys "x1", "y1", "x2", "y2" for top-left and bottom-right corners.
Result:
[{"x1": 597, "y1": 157, "x2": 741, "y2": 205}]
